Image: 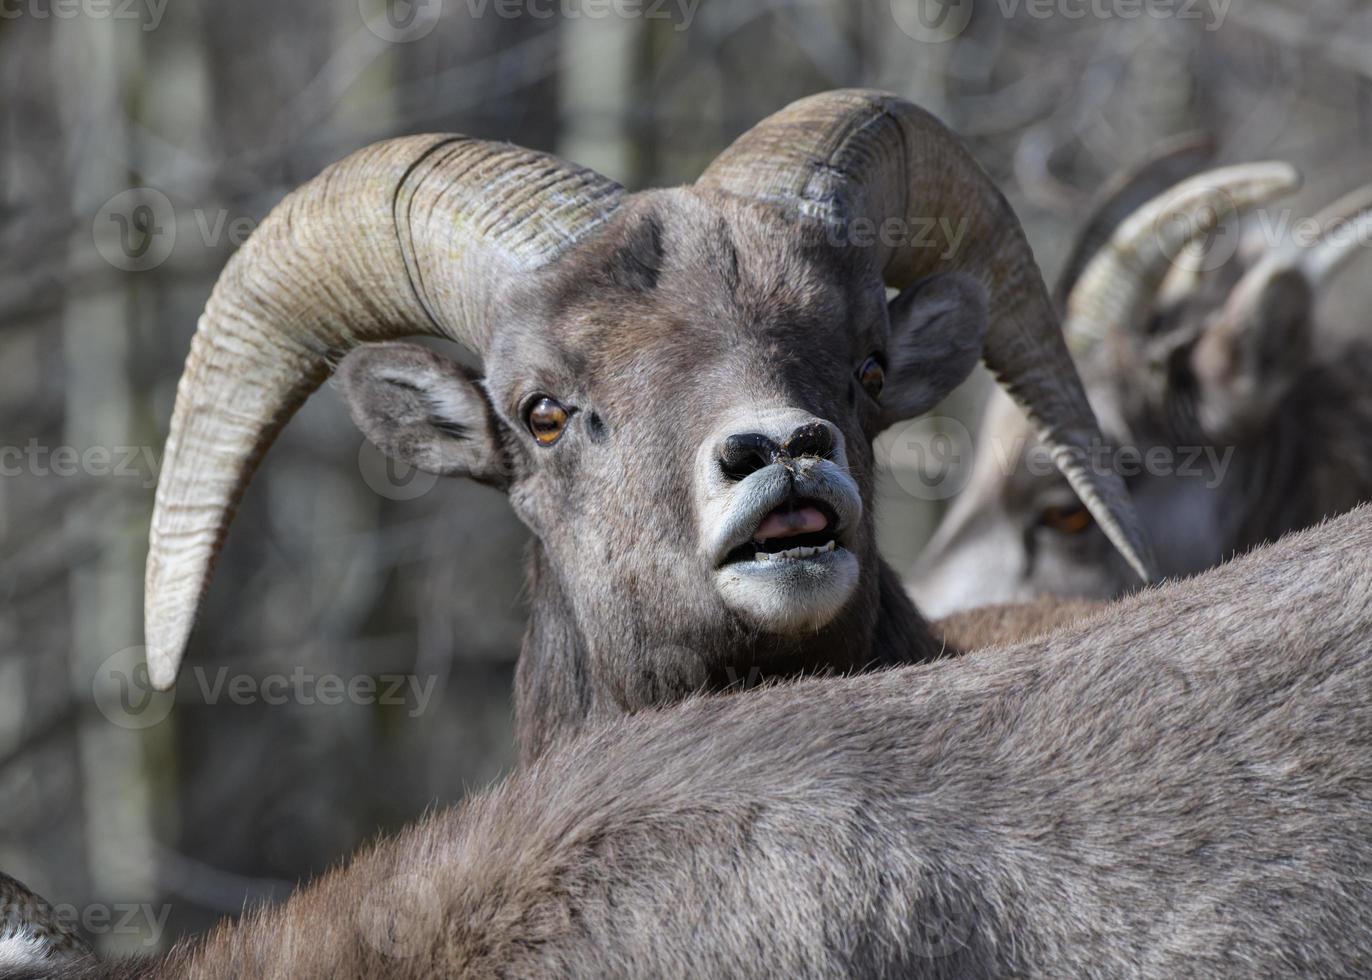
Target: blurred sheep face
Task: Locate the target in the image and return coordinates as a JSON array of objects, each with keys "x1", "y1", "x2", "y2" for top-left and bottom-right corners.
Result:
[
  {"x1": 909, "y1": 156, "x2": 1369, "y2": 619},
  {"x1": 340, "y1": 190, "x2": 986, "y2": 685},
  {"x1": 908, "y1": 391, "x2": 1168, "y2": 617},
  {"x1": 909, "y1": 263, "x2": 1311, "y2": 617}
]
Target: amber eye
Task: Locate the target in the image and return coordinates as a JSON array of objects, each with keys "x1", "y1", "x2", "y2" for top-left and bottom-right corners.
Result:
[
  {"x1": 857, "y1": 355, "x2": 885, "y2": 399},
  {"x1": 1039, "y1": 504, "x2": 1093, "y2": 535},
  {"x1": 526, "y1": 397, "x2": 570, "y2": 445}
]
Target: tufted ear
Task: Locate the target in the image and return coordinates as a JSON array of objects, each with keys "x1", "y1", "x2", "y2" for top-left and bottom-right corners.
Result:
[
  {"x1": 336, "y1": 342, "x2": 510, "y2": 488},
  {"x1": 879, "y1": 273, "x2": 989, "y2": 428}
]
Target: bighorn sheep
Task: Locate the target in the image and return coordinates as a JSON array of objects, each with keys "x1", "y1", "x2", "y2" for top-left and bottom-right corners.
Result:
[
  {"x1": 142, "y1": 89, "x2": 1154, "y2": 760},
  {"x1": 15, "y1": 505, "x2": 1372, "y2": 978},
  {"x1": 912, "y1": 154, "x2": 1372, "y2": 616}
]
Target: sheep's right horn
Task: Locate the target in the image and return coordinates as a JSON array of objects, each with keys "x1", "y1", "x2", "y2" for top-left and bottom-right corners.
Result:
[
  {"x1": 1062, "y1": 162, "x2": 1301, "y2": 359},
  {"x1": 1052, "y1": 134, "x2": 1215, "y2": 309},
  {"x1": 144, "y1": 137, "x2": 623, "y2": 689}
]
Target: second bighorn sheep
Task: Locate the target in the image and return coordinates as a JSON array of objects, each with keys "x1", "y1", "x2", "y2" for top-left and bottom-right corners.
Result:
[
  {"x1": 912, "y1": 153, "x2": 1372, "y2": 614},
  {"x1": 19, "y1": 505, "x2": 1372, "y2": 977},
  {"x1": 144, "y1": 89, "x2": 1156, "y2": 761}
]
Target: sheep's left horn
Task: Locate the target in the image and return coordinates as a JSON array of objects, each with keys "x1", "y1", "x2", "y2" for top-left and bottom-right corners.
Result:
[
  {"x1": 1199, "y1": 181, "x2": 1372, "y2": 377},
  {"x1": 1190, "y1": 181, "x2": 1372, "y2": 337},
  {"x1": 698, "y1": 89, "x2": 1156, "y2": 583},
  {"x1": 144, "y1": 138, "x2": 622, "y2": 689},
  {"x1": 1298, "y1": 182, "x2": 1372, "y2": 285}
]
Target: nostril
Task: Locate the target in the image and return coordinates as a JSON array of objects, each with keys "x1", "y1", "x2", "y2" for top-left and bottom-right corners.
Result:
[
  {"x1": 784, "y1": 421, "x2": 836, "y2": 461},
  {"x1": 719, "y1": 432, "x2": 779, "y2": 481}
]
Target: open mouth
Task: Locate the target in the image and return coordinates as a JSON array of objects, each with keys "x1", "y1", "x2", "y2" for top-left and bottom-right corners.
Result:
[
  {"x1": 705, "y1": 460, "x2": 862, "y2": 633},
  {"x1": 722, "y1": 499, "x2": 841, "y2": 565}
]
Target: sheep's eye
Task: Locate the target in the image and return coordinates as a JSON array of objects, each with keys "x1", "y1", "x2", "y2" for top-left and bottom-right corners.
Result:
[
  {"x1": 526, "y1": 397, "x2": 570, "y2": 445},
  {"x1": 857, "y1": 355, "x2": 885, "y2": 399},
  {"x1": 1039, "y1": 504, "x2": 1093, "y2": 535}
]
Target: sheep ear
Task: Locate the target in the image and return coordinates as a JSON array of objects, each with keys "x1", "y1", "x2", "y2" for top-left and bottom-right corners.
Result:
[
  {"x1": 1190, "y1": 268, "x2": 1313, "y2": 440},
  {"x1": 879, "y1": 273, "x2": 988, "y2": 427},
  {"x1": 336, "y1": 342, "x2": 510, "y2": 488}
]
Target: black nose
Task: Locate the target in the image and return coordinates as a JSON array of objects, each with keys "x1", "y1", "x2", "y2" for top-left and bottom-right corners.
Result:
[
  {"x1": 783, "y1": 421, "x2": 835, "y2": 461},
  {"x1": 718, "y1": 423, "x2": 836, "y2": 480},
  {"x1": 718, "y1": 432, "x2": 779, "y2": 481}
]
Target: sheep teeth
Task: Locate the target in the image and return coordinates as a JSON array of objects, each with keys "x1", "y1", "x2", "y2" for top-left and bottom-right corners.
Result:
[{"x1": 755, "y1": 540, "x2": 838, "y2": 562}]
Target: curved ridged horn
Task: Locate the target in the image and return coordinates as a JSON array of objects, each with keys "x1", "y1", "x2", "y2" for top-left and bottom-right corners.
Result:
[
  {"x1": 1205, "y1": 181, "x2": 1372, "y2": 361},
  {"x1": 145, "y1": 137, "x2": 623, "y2": 688},
  {"x1": 697, "y1": 89, "x2": 1156, "y2": 583},
  {"x1": 1299, "y1": 182, "x2": 1372, "y2": 284},
  {"x1": 1062, "y1": 162, "x2": 1301, "y2": 358},
  {"x1": 1052, "y1": 134, "x2": 1215, "y2": 310}
]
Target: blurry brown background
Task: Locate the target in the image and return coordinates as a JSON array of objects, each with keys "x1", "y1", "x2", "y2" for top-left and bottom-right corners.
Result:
[{"x1": 1, "y1": 0, "x2": 1367, "y2": 954}]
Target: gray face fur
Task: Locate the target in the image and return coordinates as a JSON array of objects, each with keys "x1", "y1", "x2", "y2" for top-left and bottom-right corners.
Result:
[
  {"x1": 339, "y1": 189, "x2": 987, "y2": 758},
  {"x1": 25, "y1": 505, "x2": 1372, "y2": 978},
  {"x1": 911, "y1": 181, "x2": 1372, "y2": 616}
]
